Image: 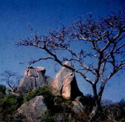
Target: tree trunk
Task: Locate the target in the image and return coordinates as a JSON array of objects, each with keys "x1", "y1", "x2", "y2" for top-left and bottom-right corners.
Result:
[
  {"x1": 89, "y1": 105, "x2": 98, "y2": 122},
  {"x1": 89, "y1": 82, "x2": 106, "y2": 121},
  {"x1": 89, "y1": 100, "x2": 101, "y2": 122},
  {"x1": 89, "y1": 84, "x2": 102, "y2": 122}
]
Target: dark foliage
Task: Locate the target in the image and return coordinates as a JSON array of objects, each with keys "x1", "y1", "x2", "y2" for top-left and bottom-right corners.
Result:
[
  {"x1": 81, "y1": 95, "x2": 95, "y2": 113},
  {"x1": 0, "y1": 85, "x2": 125, "y2": 122},
  {"x1": 0, "y1": 84, "x2": 6, "y2": 94},
  {"x1": 0, "y1": 94, "x2": 23, "y2": 122}
]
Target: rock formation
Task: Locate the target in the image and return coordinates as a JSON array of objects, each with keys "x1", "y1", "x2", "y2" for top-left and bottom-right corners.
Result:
[
  {"x1": 17, "y1": 96, "x2": 47, "y2": 122},
  {"x1": 17, "y1": 66, "x2": 52, "y2": 94},
  {"x1": 16, "y1": 62, "x2": 83, "y2": 98},
  {"x1": 72, "y1": 96, "x2": 85, "y2": 115},
  {"x1": 14, "y1": 63, "x2": 84, "y2": 122},
  {"x1": 51, "y1": 62, "x2": 83, "y2": 99}
]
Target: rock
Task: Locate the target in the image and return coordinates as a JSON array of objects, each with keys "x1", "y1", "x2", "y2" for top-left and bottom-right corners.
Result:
[
  {"x1": 72, "y1": 96, "x2": 85, "y2": 115},
  {"x1": 17, "y1": 66, "x2": 52, "y2": 94},
  {"x1": 17, "y1": 96, "x2": 47, "y2": 122},
  {"x1": 51, "y1": 62, "x2": 72, "y2": 91},
  {"x1": 51, "y1": 62, "x2": 83, "y2": 99},
  {"x1": 5, "y1": 88, "x2": 10, "y2": 95},
  {"x1": 24, "y1": 66, "x2": 46, "y2": 77},
  {"x1": 62, "y1": 74, "x2": 83, "y2": 99}
]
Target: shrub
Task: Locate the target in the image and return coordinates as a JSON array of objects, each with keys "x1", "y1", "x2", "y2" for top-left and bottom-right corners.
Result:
[
  {"x1": 23, "y1": 91, "x2": 36, "y2": 102},
  {"x1": 92, "y1": 100, "x2": 125, "y2": 122},
  {"x1": 80, "y1": 95, "x2": 95, "y2": 114},
  {"x1": 23, "y1": 86, "x2": 54, "y2": 102},
  {"x1": 0, "y1": 84, "x2": 6, "y2": 94},
  {"x1": 0, "y1": 92, "x2": 5, "y2": 100},
  {"x1": 40, "y1": 110, "x2": 73, "y2": 122},
  {"x1": 40, "y1": 111, "x2": 57, "y2": 122},
  {"x1": 11, "y1": 114, "x2": 25, "y2": 122},
  {"x1": 0, "y1": 95, "x2": 23, "y2": 122}
]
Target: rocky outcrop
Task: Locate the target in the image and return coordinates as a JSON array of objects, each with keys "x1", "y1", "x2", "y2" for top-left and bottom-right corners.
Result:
[
  {"x1": 51, "y1": 62, "x2": 83, "y2": 99},
  {"x1": 17, "y1": 62, "x2": 83, "y2": 99},
  {"x1": 17, "y1": 96, "x2": 47, "y2": 122},
  {"x1": 17, "y1": 66, "x2": 52, "y2": 94},
  {"x1": 13, "y1": 63, "x2": 85, "y2": 121}
]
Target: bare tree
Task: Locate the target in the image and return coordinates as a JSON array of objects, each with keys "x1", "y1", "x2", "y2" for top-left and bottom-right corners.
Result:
[
  {"x1": 17, "y1": 10, "x2": 125, "y2": 120},
  {"x1": 0, "y1": 71, "x2": 20, "y2": 92}
]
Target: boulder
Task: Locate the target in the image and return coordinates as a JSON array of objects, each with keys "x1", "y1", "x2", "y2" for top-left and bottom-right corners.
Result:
[
  {"x1": 51, "y1": 62, "x2": 83, "y2": 99},
  {"x1": 24, "y1": 66, "x2": 45, "y2": 77},
  {"x1": 17, "y1": 66, "x2": 52, "y2": 94},
  {"x1": 5, "y1": 88, "x2": 10, "y2": 95},
  {"x1": 51, "y1": 62, "x2": 72, "y2": 91},
  {"x1": 72, "y1": 96, "x2": 85, "y2": 115},
  {"x1": 17, "y1": 96, "x2": 47, "y2": 122}
]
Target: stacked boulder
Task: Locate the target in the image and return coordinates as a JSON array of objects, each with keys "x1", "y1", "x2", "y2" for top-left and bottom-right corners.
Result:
[
  {"x1": 17, "y1": 66, "x2": 52, "y2": 94},
  {"x1": 17, "y1": 62, "x2": 83, "y2": 99}
]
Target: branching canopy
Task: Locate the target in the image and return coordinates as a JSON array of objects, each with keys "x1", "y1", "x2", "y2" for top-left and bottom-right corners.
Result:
[{"x1": 18, "y1": 10, "x2": 125, "y2": 103}]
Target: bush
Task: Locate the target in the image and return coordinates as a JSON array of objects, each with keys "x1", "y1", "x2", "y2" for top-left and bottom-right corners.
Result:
[
  {"x1": 0, "y1": 92, "x2": 5, "y2": 100},
  {"x1": 0, "y1": 84, "x2": 6, "y2": 94},
  {"x1": 23, "y1": 86, "x2": 54, "y2": 102},
  {"x1": 11, "y1": 114, "x2": 25, "y2": 122},
  {"x1": 40, "y1": 111, "x2": 57, "y2": 122},
  {"x1": 23, "y1": 91, "x2": 36, "y2": 102},
  {"x1": 92, "y1": 100, "x2": 125, "y2": 122},
  {"x1": 80, "y1": 95, "x2": 95, "y2": 114},
  {"x1": 40, "y1": 110, "x2": 73, "y2": 122},
  {"x1": 0, "y1": 95, "x2": 23, "y2": 122}
]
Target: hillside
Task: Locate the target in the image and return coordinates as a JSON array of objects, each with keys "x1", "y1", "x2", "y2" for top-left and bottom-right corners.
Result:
[{"x1": 0, "y1": 62, "x2": 125, "y2": 122}]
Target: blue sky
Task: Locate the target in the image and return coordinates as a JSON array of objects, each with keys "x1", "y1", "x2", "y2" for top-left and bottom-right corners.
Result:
[{"x1": 0, "y1": 0, "x2": 124, "y2": 102}]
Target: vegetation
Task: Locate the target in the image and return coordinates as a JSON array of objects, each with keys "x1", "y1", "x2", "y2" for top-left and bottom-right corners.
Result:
[
  {"x1": 0, "y1": 84, "x2": 6, "y2": 94},
  {"x1": 0, "y1": 85, "x2": 125, "y2": 122},
  {"x1": 0, "y1": 86, "x2": 71, "y2": 122},
  {"x1": 23, "y1": 86, "x2": 71, "y2": 113},
  {"x1": 0, "y1": 94, "x2": 23, "y2": 122}
]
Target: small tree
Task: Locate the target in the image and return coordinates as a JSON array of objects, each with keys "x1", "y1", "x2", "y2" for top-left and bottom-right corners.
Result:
[
  {"x1": 18, "y1": 10, "x2": 125, "y2": 120},
  {"x1": 0, "y1": 71, "x2": 20, "y2": 92}
]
